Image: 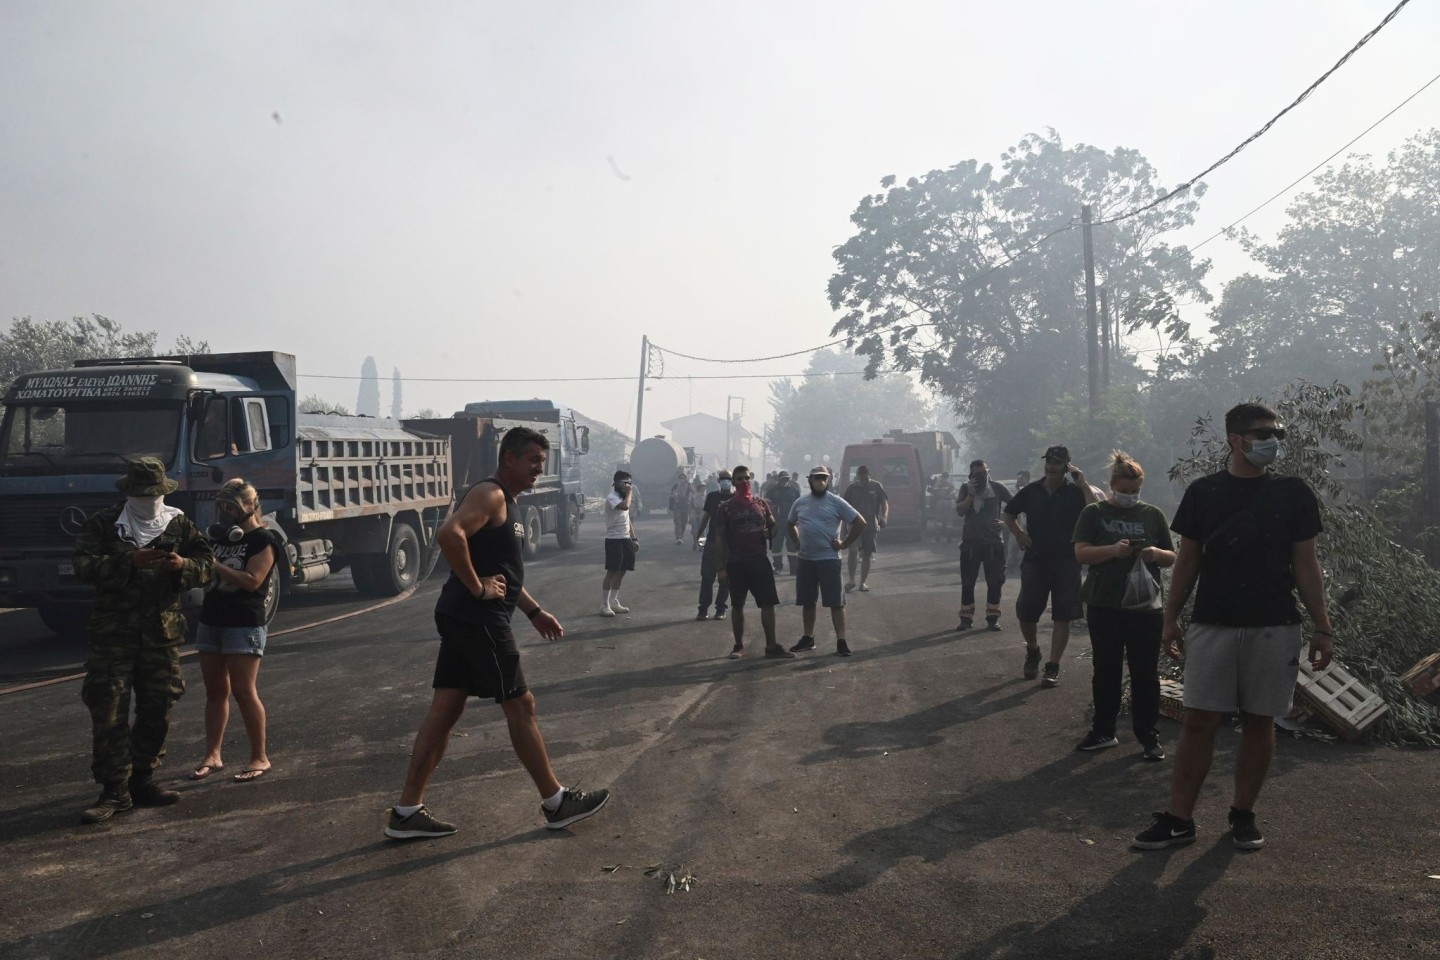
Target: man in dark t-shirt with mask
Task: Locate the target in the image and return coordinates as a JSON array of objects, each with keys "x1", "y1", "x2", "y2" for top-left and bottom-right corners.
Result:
[
  {"x1": 1133, "y1": 402, "x2": 1333, "y2": 853},
  {"x1": 385, "y1": 427, "x2": 609, "y2": 840}
]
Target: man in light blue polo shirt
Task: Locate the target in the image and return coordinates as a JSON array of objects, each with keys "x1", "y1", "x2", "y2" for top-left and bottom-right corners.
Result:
[{"x1": 786, "y1": 465, "x2": 866, "y2": 656}]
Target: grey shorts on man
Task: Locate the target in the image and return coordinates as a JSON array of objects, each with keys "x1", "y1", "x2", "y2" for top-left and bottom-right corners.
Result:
[{"x1": 1181, "y1": 623, "x2": 1304, "y2": 717}]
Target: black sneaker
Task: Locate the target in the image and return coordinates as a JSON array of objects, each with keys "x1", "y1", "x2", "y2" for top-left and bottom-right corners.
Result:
[
  {"x1": 80, "y1": 786, "x2": 133, "y2": 824},
  {"x1": 696, "y1": 611, "x2": 708, "y2": 621},
  {"x1": 956, "y1": 617, "x2": 973, "y2": 631},
  {"x1": 790, "y1": 636, "x2": 816, "y2": 652},
  {"x1": 1075, "y1": 732, "x2": 1119, "y2": 752},
  {"x1": 713, "y1": 609, "x2": 727, "y2": 620},
  {"x1": 986, "y1": 616, "x2": 1000, "y2": 631},
  {"x1": 835, "y1": 639, "x2": 851, "y2": 657},
  {"x1": 1041, "y1": 662, "x2": 1060, "y2": 687},
  {"x1": 1228, "y1": 807, "x2": 1265, "y2": 850},
  {"x1": 1141, "y1": 741, "x2": 1166, "y2": 762},
  {"x1": 385, "y1": 805, "x2": 458, "y2": 839},
  {"x1": 764, "y1": 645, "x2": 796, "y2": 659},
  {"x1": 1132, "y1": 811, "x2": 1196, "y2": 850},
  {"x1": 129, "y1": 776, "x2": 180, "y2": 807},
  {"x1": 1023, "y1": 647, "x2": 1042, "y2": 680},
  {"x1": 544, "y1": 787, "x2": 610, "y2": 830}
]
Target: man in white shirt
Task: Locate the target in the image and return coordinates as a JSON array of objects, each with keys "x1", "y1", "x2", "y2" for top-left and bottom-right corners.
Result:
[{"x1": 601, "y1": 471, "x2": 635, "y2": 617}]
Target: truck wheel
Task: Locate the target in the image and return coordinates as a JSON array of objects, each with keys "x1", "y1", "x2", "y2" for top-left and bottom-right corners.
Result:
[
  {"x1": 38, "y1": 603, "x2": 91, "y2": 639},
  {"x1": 359, "y1": 523, "x2": 421, "y2": 597},
  {"x1": 261, "y1": 567, "x2": 282, "y2": 625},
  {"x1": 556, "y1": 501, "x2": 579, "y2": 549},
  {"x1": 522, "y1": 506, "x2": 542, "y2": 560}
]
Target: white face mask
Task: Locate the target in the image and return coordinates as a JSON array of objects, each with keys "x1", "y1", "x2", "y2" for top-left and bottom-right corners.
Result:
[
  {"x1": 1111, "y1": 492, "x2": 1140, "y2": 509},
  {"x1": 125, "y1": 495, "x2": 165, "y2": 520},
  {"x1": 1243, "y1": 437, "x2": 1280, "y2": 467}
]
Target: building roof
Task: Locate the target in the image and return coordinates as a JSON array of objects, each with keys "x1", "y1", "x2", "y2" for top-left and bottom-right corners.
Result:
[{"x1": 659, "y1": 411, "x2": 754, "y2": 440}]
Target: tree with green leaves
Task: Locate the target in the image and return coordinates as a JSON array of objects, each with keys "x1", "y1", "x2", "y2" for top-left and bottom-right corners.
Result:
[
  {"x1": 299, "y1": 395, "x2": 352, "y2": 416},
  {"x1": 1, "y1": 314, "x2": 208, "y2": 397},
  {"x1": 357, "y1": 356, "x2": 381, "y2": 417},
  {"x1": 828, "y1": 131, "x2": 1210, "y2": 470},
  {"x1": 767, "y1": 348, "x2": 938, "y2": 473},
  {"x1": 1184, "y1": 129, "x2": 1440, "y2": 402}
]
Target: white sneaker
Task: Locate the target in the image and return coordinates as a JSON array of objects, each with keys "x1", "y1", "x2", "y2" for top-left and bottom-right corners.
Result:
[
  {"x1": 599, "y1": 605, "x2": 616, "y2": 618},
  {"x1": 610, "y1": 601, "x2": 630, "y2": 614}
]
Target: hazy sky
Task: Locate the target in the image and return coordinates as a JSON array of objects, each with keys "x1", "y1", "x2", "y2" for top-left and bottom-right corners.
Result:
[{"x1": 4, "y1": 0, "x2": 1437, "y2": 443}]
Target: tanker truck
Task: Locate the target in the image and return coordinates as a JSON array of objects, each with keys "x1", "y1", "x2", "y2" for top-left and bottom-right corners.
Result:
[{"x1": 628, "y1": 435, "x2": 691, "y2": 518}]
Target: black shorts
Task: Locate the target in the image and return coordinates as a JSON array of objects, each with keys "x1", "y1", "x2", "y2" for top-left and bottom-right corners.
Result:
[
  {"x1": 851, "y1": 523, "x2": 878, "y2": 554},
  {"x1": 795, "y1": 558, "x2": 844, "y2": 608},
  {"x1": 432, "y1": 613, "x2": 528, "y2": 703},
  {"x1": 726, "y1": 555, "x2": 780, "y2": 610},
  {"x1": 1015, "y1": 557, "x2": 1083, "y2": 623},
  {"x1": 604, "y1": 538, "x2": 636, "y2": 572}
]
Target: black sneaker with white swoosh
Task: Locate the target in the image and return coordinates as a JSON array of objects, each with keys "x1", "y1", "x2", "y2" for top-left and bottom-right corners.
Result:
[{"x1": 1131, "y1": 811, "x2": 1196, "y2": 849}]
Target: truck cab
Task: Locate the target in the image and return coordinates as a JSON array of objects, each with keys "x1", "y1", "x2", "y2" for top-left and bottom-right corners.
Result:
[{"x1": 839, "y1": 439, "x2": 926, "y2": 539}]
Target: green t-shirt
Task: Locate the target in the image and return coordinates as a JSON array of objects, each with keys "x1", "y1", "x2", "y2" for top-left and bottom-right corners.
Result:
[{"x1": 1072, "y1": 501, "x2": 1175, "y2": 608}]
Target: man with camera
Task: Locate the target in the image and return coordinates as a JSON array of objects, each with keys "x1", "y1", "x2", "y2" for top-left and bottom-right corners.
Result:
[
  {"x1": 601, "y1": 470, "x2": 636, "y2": 617},
  {"x1": 72, "y1": 457, "x2": 214, "y2": 823},
  {"x1": 955, "y1": 459, "x2": 1012, "y2": 631},
  {"x1": 1004, "y1": 445, "x2": 1096, "y2": 686}
]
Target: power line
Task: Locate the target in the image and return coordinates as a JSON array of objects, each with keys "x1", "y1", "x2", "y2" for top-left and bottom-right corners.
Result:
[
  {"x1": 1178, "y1": 67, "x2": 1440, "y2": 260},
  {"x1": 299, "y1": 370, "x2": 906, "y2": 384},
  {"x1": 1095, "y1": 0, "x2": 1414, "y2": 227}
]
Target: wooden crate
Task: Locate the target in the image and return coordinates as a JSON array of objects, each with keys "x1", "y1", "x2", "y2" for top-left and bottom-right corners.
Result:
[
  {"x1": 1400, "y1": 652, "x2": 1440, "y2": 706},
  {"x1": 1159, "y1": 678, "x2": 1185, "y2": 721},
  {"x1": 1295, "y1": 659, "x2": 1389, "y2": 740}
]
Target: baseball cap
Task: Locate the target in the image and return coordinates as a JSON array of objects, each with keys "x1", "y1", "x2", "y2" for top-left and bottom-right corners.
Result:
[
  {"x1": 1042, "y1": 445, "x2": 1070, "y2": 463},
  {"x1": 808, "y1": 465, "x2": 832, "y2": 478}
]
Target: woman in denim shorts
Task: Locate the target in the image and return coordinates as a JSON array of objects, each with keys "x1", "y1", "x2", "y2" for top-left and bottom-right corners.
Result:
[{"x1": 191, "y1": 479, "x2": 280, "y2": 783}]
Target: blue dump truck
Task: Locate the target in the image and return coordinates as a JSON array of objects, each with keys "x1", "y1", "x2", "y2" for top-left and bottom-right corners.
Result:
[{"x1": 0, "y1": 352, "x2": 588, "y2": 636}]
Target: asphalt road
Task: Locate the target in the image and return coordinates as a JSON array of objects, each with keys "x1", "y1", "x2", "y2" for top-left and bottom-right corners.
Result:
[{"x1": 2, "y1": 515, "x2": 1437, "y2": 960}]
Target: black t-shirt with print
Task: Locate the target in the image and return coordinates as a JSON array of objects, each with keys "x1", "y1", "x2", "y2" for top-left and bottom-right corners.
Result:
[
  {"x1": 1170, "y1": 471, "x2": 1323, "y2": 627},
  {"x1": 201, "y1": 528, "x2": 282, "y2": 628},
  {"x1": 1005, "y1": 480, "x2": 1088, "y2": 564}
]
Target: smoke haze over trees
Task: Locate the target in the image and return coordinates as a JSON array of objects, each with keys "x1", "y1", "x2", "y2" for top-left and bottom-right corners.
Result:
[
  {"x1": 1, "y1": 315, "x2": 208, "y2": 407},
  {"x1": 767, "y1": 348, "x2": 939, "y2": 474}
]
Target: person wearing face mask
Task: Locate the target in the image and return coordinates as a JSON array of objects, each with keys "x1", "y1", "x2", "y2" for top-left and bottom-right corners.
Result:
[
  {"x1": 955, "y1": 459, "x2": 1013, "y2": 631},
  {"x1": 72, "y1": 457, "x2": 214, "y2": 823},
  {"x1": 1004, "y1": 445, "x2": 1096, "y2": 686},
  {"x1": 191, "y1": 479, "x2": 282, "y2": 783},
  {"x1": 785, "y1": 465, "x2": 864, "y2": 656},
  {"x1": 694, "y1": 469, "x2": 733, "y2": 620},
  {"x1": 1133, "y1": 402, "x2": 1333, "y2": 853},
  {"x1": 713, "y1": 465, "x2": 794, "y2": 659},
  {"x1": 767, "y1": 472, "x2": 800, "y2": 575},
  {"x1": 1071, "y1": 452, "x2": 1176, "y2": 759}
]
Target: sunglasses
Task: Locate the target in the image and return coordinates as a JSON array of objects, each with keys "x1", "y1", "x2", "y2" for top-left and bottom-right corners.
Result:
[{"x1": 1243, "y1": 427, "x2": 1287, "y2": 441}]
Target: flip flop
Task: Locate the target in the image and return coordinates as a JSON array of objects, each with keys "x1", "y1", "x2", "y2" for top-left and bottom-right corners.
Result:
[
  {"x1": 233, "y1": 767, "x2": 270, "y2": 783},
  {"x1": 189, "y1": 764, "x2": 224, "y2": 780}
]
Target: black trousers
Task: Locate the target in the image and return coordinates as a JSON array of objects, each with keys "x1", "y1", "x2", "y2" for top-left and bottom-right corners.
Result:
[
  {"x1": 1087, "y1": 604, "x2": 1162, "y2": 745},
  {"x1": 698, "y1": 546, "x2": 730, "y2": 614},
  {"x1": 959, "y1": 541, "x2": 1006, "y2": 612}
]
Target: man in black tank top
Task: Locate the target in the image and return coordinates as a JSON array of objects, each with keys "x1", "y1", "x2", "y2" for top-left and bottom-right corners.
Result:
[{"x1": 385, "y1": 427, "x2": 610, "y2": 839}]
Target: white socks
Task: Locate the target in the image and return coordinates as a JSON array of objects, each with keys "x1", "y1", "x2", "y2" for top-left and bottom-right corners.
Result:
[
  {"x1": 542, "y1": 787, "x2": 566, "y2": 811},
  {"x1": 394, "y1": 803, "x2": 422, "y2": 818}
]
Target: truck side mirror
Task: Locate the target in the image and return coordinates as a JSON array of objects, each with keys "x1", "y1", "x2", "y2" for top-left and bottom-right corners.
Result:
[{"x1": 578, "y1": 426, "x2": 590, "y2": 454}]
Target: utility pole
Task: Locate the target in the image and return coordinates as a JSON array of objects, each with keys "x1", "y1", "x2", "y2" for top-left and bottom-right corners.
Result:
[
  {"x1": 634, "y1": 335, "x2": 649, "y2": 451},
  {"x1": 726, "y1": 395, "x2": 744, "y2": 467},
  {"x1": 1081, "y1": 204, "x2": 1099, "y2": 418},
  {"x1": 1099, "y1": 285, "x2": 1110, "y2": 390}
]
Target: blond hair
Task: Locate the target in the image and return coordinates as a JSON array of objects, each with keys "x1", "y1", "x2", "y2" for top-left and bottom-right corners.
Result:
[
  {"x1": 217, "y1": 478, "x2": 260, "y2": 512},
  {"x1": 1108, "y1": 450, "x2": 1144, "y2": 483}
]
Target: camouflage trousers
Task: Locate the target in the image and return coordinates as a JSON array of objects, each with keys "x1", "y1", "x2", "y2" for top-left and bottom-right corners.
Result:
[{"x1": 80, "y1": 638, "x2": 185, "y2": 786}]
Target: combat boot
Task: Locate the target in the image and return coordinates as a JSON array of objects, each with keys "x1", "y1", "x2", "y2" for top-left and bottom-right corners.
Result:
[
  {"x1": 129, "y1": 773, "x2": 180, "y2": 807},
  {"x1": 80, "y1": 784, "x2": 133, "y2": 824}
]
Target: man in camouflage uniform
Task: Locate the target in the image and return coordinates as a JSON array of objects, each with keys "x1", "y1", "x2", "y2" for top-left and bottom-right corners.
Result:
[{"x1": 73, "y1": 457, "x2": 213, "y2": 823}]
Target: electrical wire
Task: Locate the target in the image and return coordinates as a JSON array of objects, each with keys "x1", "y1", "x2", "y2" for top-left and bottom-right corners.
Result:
[
  {"x1": 299, "y1": 370, "x2": 906, "y2": 384},
  {"x1": 1094, "y1": 0, "x2": 1413, "y2": 227},
  {"x1": 1176, "y1": 67, "x2": 1440, "y2": 260}
]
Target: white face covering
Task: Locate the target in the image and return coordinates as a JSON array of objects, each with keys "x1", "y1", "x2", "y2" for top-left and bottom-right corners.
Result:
[
  {"x1": 1111, "y1": 492, "x2": 1140, "y2": 509},
  {"x1": 117, "y1": 494, "x2": 183, "y2": 547}
]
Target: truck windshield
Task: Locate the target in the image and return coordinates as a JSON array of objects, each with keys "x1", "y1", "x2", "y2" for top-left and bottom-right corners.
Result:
[{"x1": 0, "y1": 401, "x2": 183, "y2": 475}]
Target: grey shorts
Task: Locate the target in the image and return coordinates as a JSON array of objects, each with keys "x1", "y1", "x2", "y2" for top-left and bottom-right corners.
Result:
[
  {"x1": 1182, "y1": 623, "x2": 1303, "y2": 717},
  {"x1": 194, "y1": 623, "x2": 267, "y2": 656}
]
